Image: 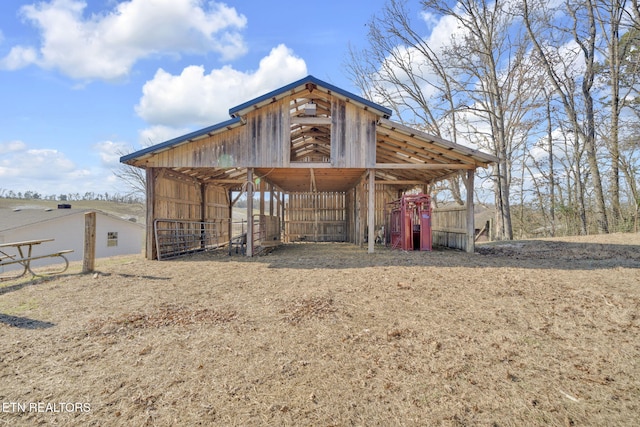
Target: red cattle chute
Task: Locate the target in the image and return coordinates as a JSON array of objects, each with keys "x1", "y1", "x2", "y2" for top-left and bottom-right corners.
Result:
[{"x1": 387, "y1": 194, "x2": 432, "y2": 251}]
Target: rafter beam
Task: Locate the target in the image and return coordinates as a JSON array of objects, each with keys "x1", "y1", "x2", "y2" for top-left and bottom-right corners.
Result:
[
  {"x1": 375, "y1": 163, "x2": 476, "y2": 170},
  {"x1": 289, "y1": 162, "x2": 333, "y2": 168},
  {"x1": 375, "y1": 180, "x2": 425, "y2": 185},
  {"x1": 291, "y1": 117, "x2": 332, "y2": 125}
]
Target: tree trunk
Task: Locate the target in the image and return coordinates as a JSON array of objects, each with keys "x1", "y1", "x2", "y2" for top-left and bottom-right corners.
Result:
[{"x1": 578, "y1": 0, "x2": 609, "y2": 233}]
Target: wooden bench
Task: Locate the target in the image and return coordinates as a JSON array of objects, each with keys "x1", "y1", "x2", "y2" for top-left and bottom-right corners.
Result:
[{"x1": 0, "y1": 239, "x2": 74, "y2": 280}]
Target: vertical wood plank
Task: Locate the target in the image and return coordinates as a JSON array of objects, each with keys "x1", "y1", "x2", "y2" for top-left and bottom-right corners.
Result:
[
  {"x1": 269, "y1": 184, "x2": 274, "y2": 216},
  {"x1": 145, "y1": 168, "x2": 156, "y2": 260},
  {"x1": 465, "y1": 169, "x2": 475, "y2": 253},
  {"x1": 260, "y1": 178, "x2": 265, "y2": 217},
  {"x1": 246, "y1": 169, "x2": 254, "y2": 257},
  {"x1": 82, "y1": 211, "x2": 96, "y2": 273},
  {"x1": 228, "y1": 189, "x2": 233, "y2": 243},
  {"x1": 368, "y1": 169, "x2": 375, "y2": 253}
]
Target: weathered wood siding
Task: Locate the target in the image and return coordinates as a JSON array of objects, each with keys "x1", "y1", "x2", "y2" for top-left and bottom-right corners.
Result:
[
  {"x1": 136, "y1": 97, "x2": 379, "y2": 170},
  {"x1": 245, "y1": 102, "x2": 289, "y2": 167},
  {"x1": 432, "y1": 205, "x2": 468, "y2": 251},
  {"x1": 374, "y1": 184, "x2": 399, "y2": 233},
  {"x1": 258, "y1": 215, "x2": 281, "y2": 246},
  {"x1": 285, "y1": 192, "x2": 346, "y2": 242},
  {"x1": 153, "y1": 171, "x2": 230, "y2": 225},
  {"x1": 143, "y1": 103, "x2": 289, "y2": 169},
  {"x1": 146, "y1": 170, "x2": 231, "y2": 259},
  {"x1": 331, "y1": 100, "x2": 377, "y2": 168},
  {"x1": 154, "y1": 171, "x2": 202, "y2": 219},
  {"x1": 204, "y1": 184, "x2": 231, "y2": 243},
  {"x1": 348, "y1": 183, "x2": 399, "y2": 245}
]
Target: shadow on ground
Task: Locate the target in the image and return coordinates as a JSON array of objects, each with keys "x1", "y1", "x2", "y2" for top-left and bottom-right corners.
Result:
[
  {"x1": 0, "y1": 313, "x2": 55, "y2": 329},
  {"x1": 173, "y1": 240, "x2": 640, "y2": 271}
]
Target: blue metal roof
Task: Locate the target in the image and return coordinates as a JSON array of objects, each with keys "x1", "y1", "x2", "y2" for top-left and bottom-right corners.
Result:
[
  {"x1": 120, "y1": 75, "x2": 392, "y2": 164},
  {"x1": 228, "y1": 75, "x2": 392, "y2": 118},
  {"x1": 120, "y1": 117, "x2": 242, "y2": 163}
]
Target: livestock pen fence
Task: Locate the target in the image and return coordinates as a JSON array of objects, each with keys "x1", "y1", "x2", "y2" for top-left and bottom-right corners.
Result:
[
  {"x1": 431, "y1": 206, "x2": 469, "y2": 251},
  {"x1": 151, "y1": 203, "x2": 473, "y2": 258},
  {"x1": 153, "y1": 216, "x2": 281, "y2": 259},
  {"x1": 284, "y1": 192, "x2": 347, "y2": 242}
]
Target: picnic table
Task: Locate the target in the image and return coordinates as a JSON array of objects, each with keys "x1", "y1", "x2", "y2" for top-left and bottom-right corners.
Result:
[{"x1": 0, "y1": 239, "x2": 73, "y2": 280}]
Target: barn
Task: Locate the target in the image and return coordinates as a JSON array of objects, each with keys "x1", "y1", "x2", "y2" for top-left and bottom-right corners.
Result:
[{"x1": 120, "y1": 75, "x2": 497, "y2": 259}]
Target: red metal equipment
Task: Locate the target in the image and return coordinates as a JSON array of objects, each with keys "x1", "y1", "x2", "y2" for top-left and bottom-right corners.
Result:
[{"x1": 387, "y1": 194, "x2": 432, "y2": 251}]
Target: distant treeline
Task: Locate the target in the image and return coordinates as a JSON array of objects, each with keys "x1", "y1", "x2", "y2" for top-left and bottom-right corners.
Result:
[{"x1": 0, "y1": 189, "x2": 143, "y2": 204}]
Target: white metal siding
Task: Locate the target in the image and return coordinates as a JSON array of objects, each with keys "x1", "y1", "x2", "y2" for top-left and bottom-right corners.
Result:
[{"x1": 1, "y1": 212, "x2": 143, "y2": 272}]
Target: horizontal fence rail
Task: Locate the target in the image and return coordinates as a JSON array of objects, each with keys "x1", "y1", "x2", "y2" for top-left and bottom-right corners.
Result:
[
  {"x1": 285, "y1": 192, "x2": 346, "y2": 242},
  {"x1": 431, "y1": 206, "x2": 468, "y2": 251},
  {"x1": 154, "y1": 217, "x2": 277, "y2": 260},
  {"x1": 154, "y1": 219, "x2": 227, "y2": 260}
]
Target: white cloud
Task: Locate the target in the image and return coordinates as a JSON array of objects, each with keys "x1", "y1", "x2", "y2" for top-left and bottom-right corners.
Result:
[
  {"x1": 0, "y1": 147, "x2": 74, "y2": 179},
  {"x1": 420, "y1": 12, "x2": 464, "y2": 53},
  {"x1": 138, "y1": 125, "x2": 192, "y2": 147},
  {"x1": 0, "y1": 140, "x2": 119, "y2": 195},
  {"x1": 93, "y1": 140, "x2": 131, "y2": 167},
  {"x1": 135, "y1": 44, "x2": 307, "y2": 127},
  {"x1": 370, "y1": 11, "x2": 469, "y2": 118},
  {"x1": 0, "y1": 144, "x2": 77, "y2": 194},
  {"x1": 0, "y1": 0, "x2": 247, "y2": 80},
  {"x1": 0, "y1": 46, "x2": 39, "y2": 70},
  {"x1": 0, "y1": 140, "x2": 28, "y2": 154}
]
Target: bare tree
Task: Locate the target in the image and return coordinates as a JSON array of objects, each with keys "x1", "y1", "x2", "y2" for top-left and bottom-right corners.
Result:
[
  {"x1": 523, "y1": 0, "x2": 609, "y2": 234},
  {"x1": 345, "y1": 0, "x2": 466, "y2": 207},
  {"x1": 113, "y1": 149, "x2": 146, "y2": 200},
  {"x1": 347, "y1": 0, "x2": 544, "y2": 240},
  {"x1": 594, "y1": 0, "x2": 628, "y2": 223}
]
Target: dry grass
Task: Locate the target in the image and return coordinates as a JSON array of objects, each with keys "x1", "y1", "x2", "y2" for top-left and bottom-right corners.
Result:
[{"x1": 1, "y1": 234, "x2": 639, "y2": 426}]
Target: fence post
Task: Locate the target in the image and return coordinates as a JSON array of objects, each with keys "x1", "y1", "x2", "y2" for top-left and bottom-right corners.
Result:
[
  {"x1": 246, "y1": 168, "x2": 254, "y2": 257},
  {"x1": 83, "y1": 212, "x2": 96, "y2": 273},
  {"x1": 465, "y1": 170, "x2": 475, "y2": 253},
  {"x1": 368, "y1": 169, "x2": 375, "y2": 253}
]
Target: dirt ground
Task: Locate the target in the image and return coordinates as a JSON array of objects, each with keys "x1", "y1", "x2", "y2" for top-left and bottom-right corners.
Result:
[{"x1": 1, "y1": 233, "x2": 639, "y2": 426}]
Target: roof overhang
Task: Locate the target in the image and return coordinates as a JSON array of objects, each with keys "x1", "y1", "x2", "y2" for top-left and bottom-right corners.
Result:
[
  {"x1": 120, "y1": 117, "x2": 243, "y2": 165},
  {"x1": 376, "y1": 118, "x2": 498, "y2": 167},
  {"x1": 119, "y1": 76, "x2": 497, "y2": 193}
]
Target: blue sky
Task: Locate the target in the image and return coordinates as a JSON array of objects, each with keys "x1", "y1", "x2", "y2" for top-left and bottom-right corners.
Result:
[{"x1": 0, "y1": 0, "x2": 390, "y2": 197}]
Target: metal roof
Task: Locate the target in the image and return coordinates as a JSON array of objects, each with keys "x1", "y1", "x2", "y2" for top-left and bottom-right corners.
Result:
[
  {"x1": 119, "y1": 75, "x2": 497, "y2": 192},
  {"x1": 228, "y1": 75, "x2": 392, "y2": 119},
  {"x1": 120, "y1": 117, "x2": 242, "y2": 164},
  {"x1": 0, "y1": 208, "x2": 143, "y2": 233},
  {"x1": 120, "y1": 76, "x2": 392, "y2": 165}
]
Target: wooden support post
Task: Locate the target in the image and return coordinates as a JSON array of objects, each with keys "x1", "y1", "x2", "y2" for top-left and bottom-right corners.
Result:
[
  {"x1": 269, "y1": 184, "x2": 274, "y2": 216},
  {"x1": 368, "y1": 169, "x2": 375, "y2": 253},
  {"x1": 246, "y1": 169, "x2": 254, "y2": 257},
  {"x1": 82, "y1": 211, "x2": 96, "y2": 273},
  {"x1": 228, "y1": 189, "x2": 233, "y2": 244},
  {"x1": 200, "y1": 182, "x2": 206, "y2": 249},
  {"x1": 465, "y1": 169, "x2": 475, "y2": 253},
  {"x1": 358, "y1": 179, "x2": 366, "y2": 246},
  {"x1": 145, "y1": 168, "x2": 156, "y2": 260},
  {"x1": 259, "y1": 177, "x2": 265, "y2": 217},
  {"x1": 281, "y1": 191, "x2": 286, "y2": 242}
]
